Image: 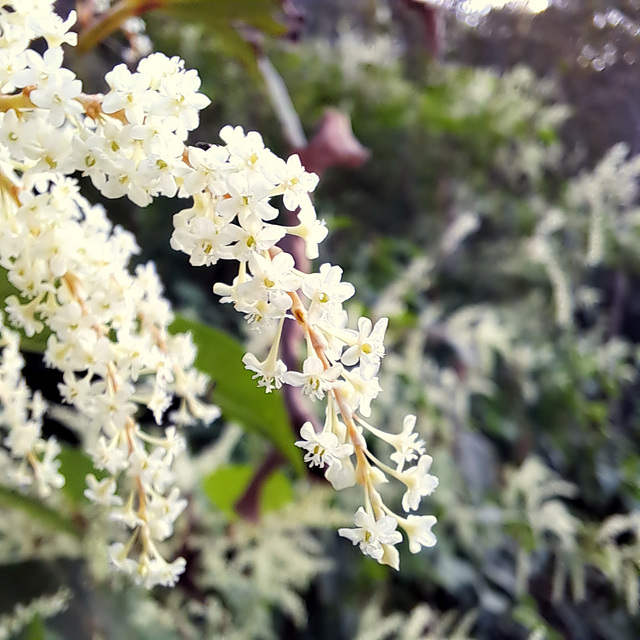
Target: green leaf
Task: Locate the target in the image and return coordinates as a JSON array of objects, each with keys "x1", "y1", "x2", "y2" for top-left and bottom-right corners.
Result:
[
  {"x1": 259, "y1": 468, "x2": 294, "y2": 513},
  {"x1": 202, "y1": 463, "x2": 293, "y2": 519},
  {"x1": 58, "y1": 447, "x2": 107, "y2": 507},
  {"x1": 504, "y1": 519, "x2": 537, "y2": 553},
  {"x1": 21, "y1": 614, "x2": 46, "y2": 640},
  {"x1": 169, "y1": 315, "x2": 304, "y2": 474},
  {"x1": 0, "y1": 266, "x2": 50, "y2": 354},
  {"x1": 159, "y1": 0, "x2": 287, "y2": 75},
  {"x1": 0, "y1": 485, "x2": 80, "y2": 538},
  {"x1": 513, "y1": 601, "x2": 563, "y2": 640}
]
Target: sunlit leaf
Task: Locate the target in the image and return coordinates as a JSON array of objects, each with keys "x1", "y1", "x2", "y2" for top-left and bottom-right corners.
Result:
[
  {"x1": 0, "y1": 267, "x2": 50, "y2": 354},
  {"x1": 202, "y1": 463, "x2": 294, "y2": 519},
  {"x1": 58, "y1": 447, "x2": 108, "y2": 507}
]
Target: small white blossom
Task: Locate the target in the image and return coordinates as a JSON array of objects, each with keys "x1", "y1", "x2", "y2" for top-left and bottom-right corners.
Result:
[
  {"x1": 389, "y1": 414, "x2": 426, "y2": 469},
  {"x1": 84, "y1": 474, "x2": 123, "y2": 507},
  {"x1": 283, "y1": 356, "x2": 342, "y2": 401},
  {"x1": 399, "y1": 455, "x2": 439, "y2": 512},
  {"x1": 302, "y1": 263, "x2": 355, "y2": 324},
  {"x1": 295, "y1": 421, "x2": 354, "y2": 468},
  {"x1": 242, "y1": 351, "x2": 287, "y2": 393},
  {"x1": 338, "y1": 507, "x2": 402, "y2": 562},
  {"x1": 341, "y1": 316, "x2": 388, "y2": 376},
  {"x1": 265, "y1": 153, "x2": 319, "y2": 211},
  {"x1": 285, "y1": 202, "x2": 328, "y2": 259},
  {"x1": 400, "y1": 514, "x2": 438, "y2": 553}
]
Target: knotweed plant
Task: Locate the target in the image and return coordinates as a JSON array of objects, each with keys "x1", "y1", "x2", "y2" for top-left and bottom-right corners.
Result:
[{"x1": 0, "y1": 0, "x2": 438, "y2": 587}]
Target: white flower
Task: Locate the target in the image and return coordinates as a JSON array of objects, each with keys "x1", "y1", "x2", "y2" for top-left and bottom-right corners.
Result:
[
  {"x1": 33, "y1": 437, "x2": 64, "y2": 498},
  {"x1": 265, "y1": 153, "x2": 319, "y2": 211},
  {"x1": 108, "y1": 542, "x2": 139, "y2": 576},
  {"x1": 28, "y1": 67, "x2": 83, "y2": 127},
  {"x1": 283, "y1": 356, "x2": 342, "y2": 401},
  {"x1": 242, "y1": 351, "x2": 287, "y2": 393},
  {"x1": 84, "y1": 474, "x2": 123, "y2": 507},
  {"x1": 103, "y1": 63, "x2": 153, "y2": 124},
  {"x1": 0, "y1": 109, "x2": 37, "y2": 160},
  {"x1": 399, "y1": 455, "x2": 439, "y2": 512},
  {"x1": 247, "y1": 251, "x2": 302, "y2": 296},
  {"x1": 302, "y1": 263, "x2": 355, "y2": 324},
  {"x1": 285, "y1": 202, "x2": 328, "y2": 259},
  {"x1": 30, "y1": 9, "x2": 78, "y2": 48},
  {"x1": 325, "y1": 455, "x2": 357, "y2": 490},
  {"x1": 295, "y1": 421, "x2": 354, "y2": 468},
  {"x1": 231, "y1": 215, "x2": 286, "y2": 262},
  {"x1": 341, "y1": 316, "x2": 388, "y2": 376},
  {"x1": 170, "y1": 205, "x2": 241, "y2": 267},
  {"x1": 219, "y1": 125, "x2": 271, "y2": 172},
  {"x1": 216, "y1": 172, "x2": 278, "y2": 225},
  {"x1": 341, "y1": 366, "x2": 382, "y2": 418},
  {"x1": 4, "y1": 418, "x2": 40, "y2": 457},
  {"x1": 140, "y1": 555, "x2": 187, "y2": 589},
  {"x1": 389, "y1": 414, "x2": 426, "y2": 469},
  {"x1": 400, "y1": 515, "x2": 438, "y2": 553},
  {"x1": 183, "y1": 144, "x2": 228, "y2": 194},
  {"x1": 338, "y1": 507, "x2": 402, "y2": 562},
  {"x1": 157, "y1": 68, "x2": 210, "y2": 133}
]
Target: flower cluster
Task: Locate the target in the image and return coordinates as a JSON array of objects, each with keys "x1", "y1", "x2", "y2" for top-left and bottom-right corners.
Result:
[
  {"x1": 168, "y1": 128, "x2": 439, "y2": 568},
  {"x1": 0, "y1": 323, "x2": 63, "y2": 498},
  {"x1": 0, "y1": 1, "x2": 219, "y2": 588},
  {"x1": 0, "y1": 0, "x2": 438, "y2": 578}
]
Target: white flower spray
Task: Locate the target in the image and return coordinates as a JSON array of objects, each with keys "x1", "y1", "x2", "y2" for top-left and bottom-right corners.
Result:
[{"x1": 0, "y1": 0, "x2": 438, "y2": 580}]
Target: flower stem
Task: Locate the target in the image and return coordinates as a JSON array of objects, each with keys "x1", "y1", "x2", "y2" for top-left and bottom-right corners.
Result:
[
  {"x1": 0, "y1": 91, "x2": 34, "y2": 113},
  {"x1": 77, "y1": 0, "x2": 163, "y2": 53}
]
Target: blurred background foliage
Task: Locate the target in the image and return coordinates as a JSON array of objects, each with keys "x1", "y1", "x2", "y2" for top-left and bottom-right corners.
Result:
[{"x1": 4, "y1": 1, "x2": 640, "y2": 639}]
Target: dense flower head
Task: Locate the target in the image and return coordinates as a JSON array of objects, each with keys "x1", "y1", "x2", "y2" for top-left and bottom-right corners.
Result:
[
  {"x1": 0, "y1": 0, "x2": 438, "y2": 581},
  {"x1": 0, "y1": 324, "x2": 64, "y2": 498},
  {"x1": 0, "y1": 0, "x2": 219, "y2": 588},
  {"x1": 168, "y1": 116, "x2": 438, "y2": 568}
]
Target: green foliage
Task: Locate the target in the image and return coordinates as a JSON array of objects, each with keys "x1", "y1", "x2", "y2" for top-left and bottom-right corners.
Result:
[
  {"x1": 513, "y1": 599, "x2": 563, "y2": 640},
  {"x1": 202, "y1": 463, "x2": 294, "y2": 519},
  {"x1": 0, "y1": 486, "x2": 79, "y2": 539},
  {"x1": 20, "y1": 615, "x2": 45, "y2": 640},
  {"x1": 159, "y1": 0, "x2": 287, "y2": 75},
  {"x1": 57, "y1": 448, "x2": 107, "y2": 507},
  {"x1": 0, "y1": 267, "x2": 49, "y2": 353}
]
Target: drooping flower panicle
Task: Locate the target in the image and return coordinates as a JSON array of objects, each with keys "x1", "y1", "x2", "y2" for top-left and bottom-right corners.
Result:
[{"x1": 0, "y1": 0, "x2": 438, "y2": 580}]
